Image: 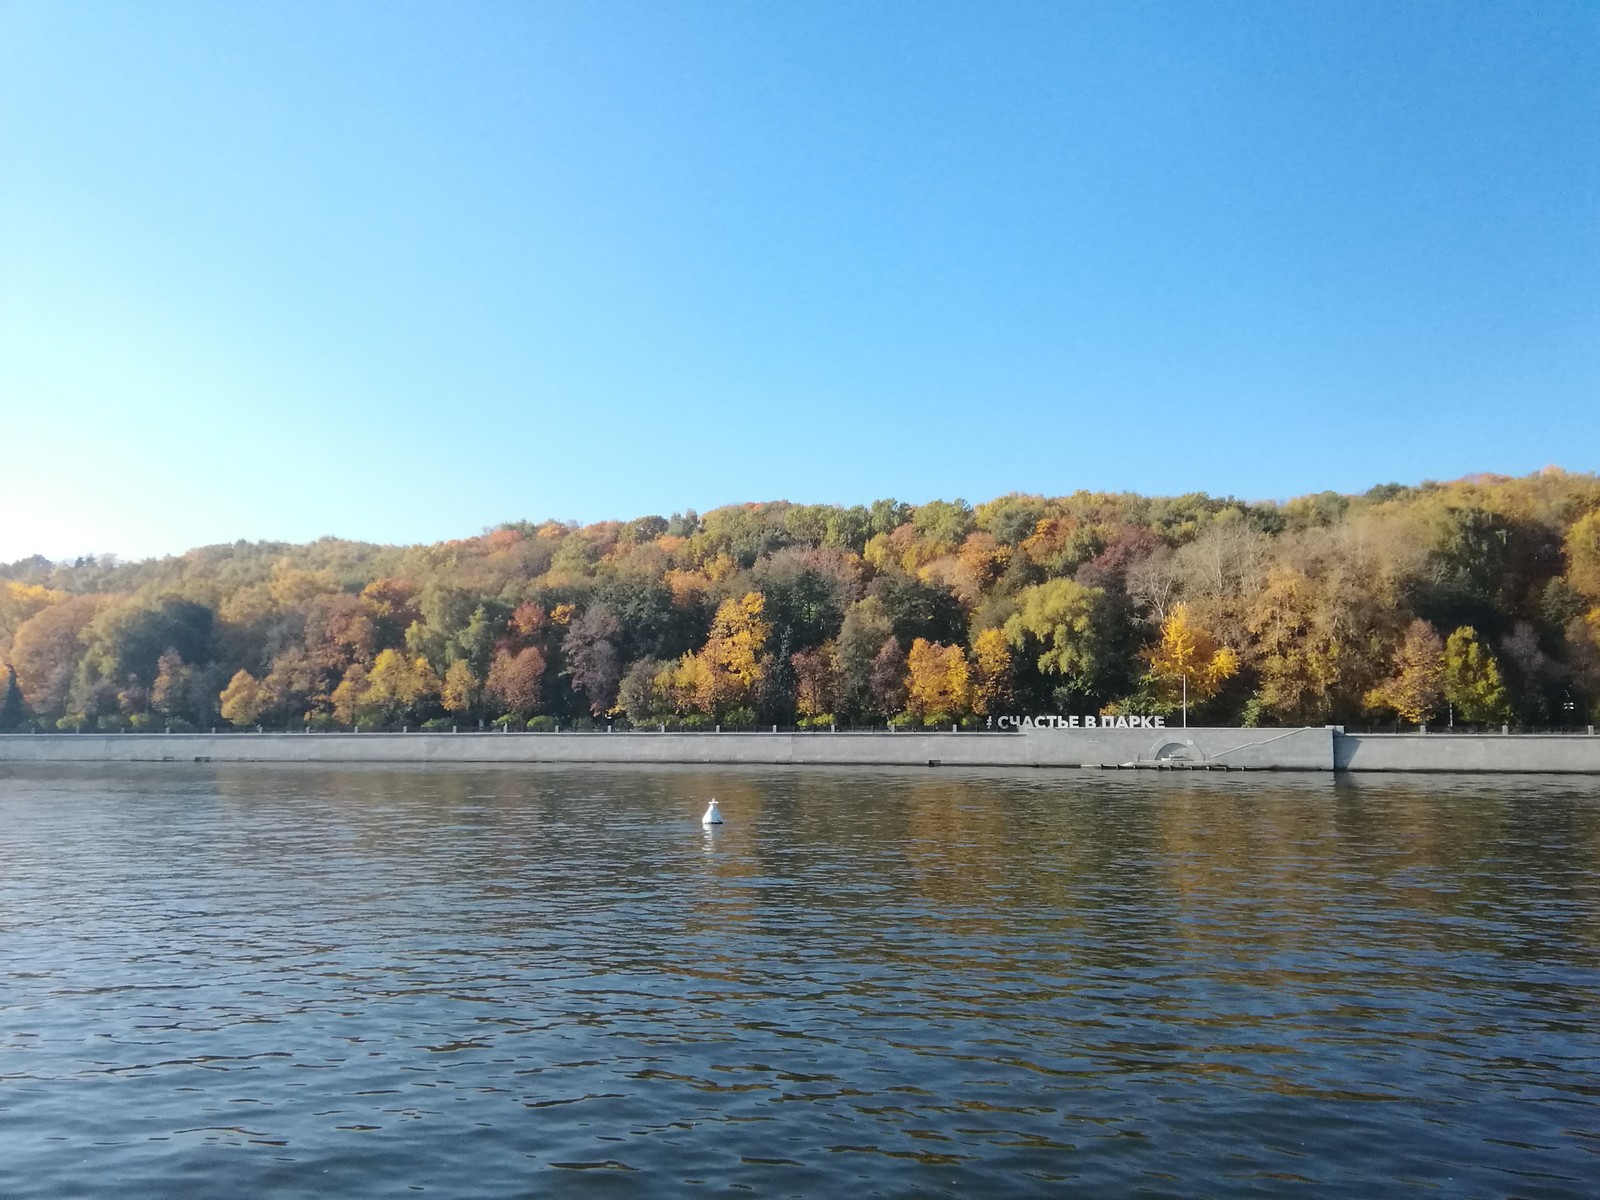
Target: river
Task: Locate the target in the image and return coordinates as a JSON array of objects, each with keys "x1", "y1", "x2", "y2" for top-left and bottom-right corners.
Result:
[{"x1": 2, "y1": 764, "x2": 1597, "y2": 1197}]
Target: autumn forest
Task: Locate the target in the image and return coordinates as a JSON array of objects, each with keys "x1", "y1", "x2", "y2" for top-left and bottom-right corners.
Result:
[{"x1": 4, "y1": 471, "x2": 1600, "y2": 735}]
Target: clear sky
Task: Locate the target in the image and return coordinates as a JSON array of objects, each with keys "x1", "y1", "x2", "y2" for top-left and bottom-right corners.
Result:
[{"x1": 2, "y1": 1, "x2": 1596, "y2": 562}]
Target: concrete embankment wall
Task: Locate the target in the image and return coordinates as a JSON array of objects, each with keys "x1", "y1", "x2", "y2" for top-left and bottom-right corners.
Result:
[
  {"x1": 2, "y1": 727, "x2": 1597, "y2": 772},
  {"x1": 0, "y1": 726, "x2": 1333, "y2": 770},
  {"x1": 1335, "y1": 732, "x2": 1600, "y2": 773}
]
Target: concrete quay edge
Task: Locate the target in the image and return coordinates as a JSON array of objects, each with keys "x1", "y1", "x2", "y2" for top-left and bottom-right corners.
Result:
[{"x1": 2, "y1": 725, "x2": 1595, "y2": 772}]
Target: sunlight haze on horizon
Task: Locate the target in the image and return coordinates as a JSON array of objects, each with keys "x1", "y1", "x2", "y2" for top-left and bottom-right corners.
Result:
[{"x1": 2, "y1": 1, "x2": 1595, "y2": 562}]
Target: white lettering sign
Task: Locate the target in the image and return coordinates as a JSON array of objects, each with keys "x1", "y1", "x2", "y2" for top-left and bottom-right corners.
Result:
[{"x1": 989, "y1": 713, "x2": 1166, "y2": 730}]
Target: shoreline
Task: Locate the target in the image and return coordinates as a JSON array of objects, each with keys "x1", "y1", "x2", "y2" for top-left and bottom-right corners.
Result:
[{"x1": 3, "y1": 727, "x2": 1599, "y2": 773}]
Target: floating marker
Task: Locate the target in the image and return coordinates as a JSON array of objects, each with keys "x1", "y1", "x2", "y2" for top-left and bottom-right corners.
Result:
[{"x1": 702, "y1": 799, "x2": 724, "y2": 825}]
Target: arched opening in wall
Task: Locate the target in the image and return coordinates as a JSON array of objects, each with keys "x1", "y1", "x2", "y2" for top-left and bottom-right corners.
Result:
[{"x1": 1152, "y1": 741, "x2": 1198, "y2": 761}]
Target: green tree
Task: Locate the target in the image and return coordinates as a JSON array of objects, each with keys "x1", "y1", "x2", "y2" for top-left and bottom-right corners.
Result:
[
  {"x1": 835, "y1": 597, "x2": 894, "y2": 721},
  {"x1": 782, "y1": 505, "x2": 832, "y2": 547},
  {"x1": 974, "y1": 493, "x2": 1050, "y2": 546},
  {"x1": 751, "y1": 547, "x2": 857, "y2": 650},
  {"x1": 823, "y1": 506, "x2": 873, "y2": 553},
  {"x1": 80, "y1": 597, "x2": 213, "y2": 690},
  {"x1": 594, "y1": 577, "x2": 695, "y2": 661},
  {"x1": 405, "y1": 584, "x2": 479, "y2": 671},
  {"x1": 0, "y1": 665, "x2": 26, "y2": 730},
  {"x1": 1003, "y1": 579, "x2": 1110, "y2": 697},
  {"x1": 1419, "y1": 507, "x2": 1558, "y2": 632},
  {"x1": 1443, "y1": 626, "x2": 1510, "y2": 724},
  {"x1": 457, "y1": 605, "x2": 500, "y2": 679},
  {"x1": 867, "y1": 498, "x2": 911, "y2": 538},
  {"x1": 910, "y1": 499, "x2": 975, "y2": 552},
  {"x1": 619, "y1": 657, "x2": 665, "y2": 723},
  {"x1": 867, "y1": 572, "x2": 965, "y2": 647}
]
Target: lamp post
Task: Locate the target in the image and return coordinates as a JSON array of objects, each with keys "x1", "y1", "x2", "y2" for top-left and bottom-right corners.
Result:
[{"x1": 1182, "y1": 674, "x2": 1188, "y2": 729}]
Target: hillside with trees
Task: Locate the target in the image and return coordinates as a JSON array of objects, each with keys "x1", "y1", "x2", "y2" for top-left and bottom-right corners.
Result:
[{"x1": 4, "y1": 470, "x2": 1600, "y2": 733}]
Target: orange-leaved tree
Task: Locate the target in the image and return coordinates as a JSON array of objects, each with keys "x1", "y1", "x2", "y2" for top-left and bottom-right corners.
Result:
[
  {"x1": 1364, "y1": 620, "x2": 1445, "y2": 724},
  {"x1": 906, "y1": 638, "x2": 969, "y2": 723},
  {"x1": 486, "y1": 647, "x2": 546, "y2": 719},
  {"x1": 792, "y1": 643, "x2": 836, "y2": 718}
]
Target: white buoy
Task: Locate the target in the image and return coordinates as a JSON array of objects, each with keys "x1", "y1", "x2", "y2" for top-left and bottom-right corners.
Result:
[{"x1": 701, "y1": 799, "x2": 724, "y2": 825}]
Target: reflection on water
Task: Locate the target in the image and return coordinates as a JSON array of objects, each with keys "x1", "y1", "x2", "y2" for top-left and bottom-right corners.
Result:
[{"x1": 1, "y1": 764, "x2": 1597, "y2": 1197}]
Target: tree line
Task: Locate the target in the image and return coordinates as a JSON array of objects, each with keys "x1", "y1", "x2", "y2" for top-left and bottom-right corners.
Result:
[{"x1": 3, "y1": 470, "x2": 1599, "y2": 734}]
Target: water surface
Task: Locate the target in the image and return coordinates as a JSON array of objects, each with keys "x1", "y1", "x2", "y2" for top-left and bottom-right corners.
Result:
[{"x1": 2, "y1": 764, "x2": 1597, "y2": 1197}]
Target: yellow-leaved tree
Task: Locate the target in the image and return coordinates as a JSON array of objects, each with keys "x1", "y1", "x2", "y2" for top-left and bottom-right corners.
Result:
[
  {"x1": 361, "y1": 649, "x2": 440, "y2": 724},
  {"x1": 1245, "y1": 563, "x2": 1346, "y2": 721},
  {"x1": 682, "y1": 592, "x2": 771, "y2": 714},
  {"x1": 441, "y1": 659, "x2": 478, "y2": 716},
  {"x1": 707, "y1": 593, "x2": 770, "y2": 688},
  {"x1": 0, "y1": 581, "x2": 63, "y2": 660},
  {"x1": 1145, "y1": 602, "x2": 1239, "y2": 705},
  {"x1": 655, "y1": 653, "x2": 716, "y2": 715},
  {"x1": 970, "y1": 627, "x2": 1014, "y2": 716},
  {"x1": 219, "y1": 669, "x2": 265, "y2": 727},
  {"x1": 331, "y1": 664, "x2": 368, "y2": 726},
  {"x1": 1564, "y1": 509, "x2": 1600, "y2": 601}
]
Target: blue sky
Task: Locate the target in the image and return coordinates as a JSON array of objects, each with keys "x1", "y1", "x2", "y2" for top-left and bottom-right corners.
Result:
[{"x1": 2, "y1": 1, "x2": 1595, "y2": 561}]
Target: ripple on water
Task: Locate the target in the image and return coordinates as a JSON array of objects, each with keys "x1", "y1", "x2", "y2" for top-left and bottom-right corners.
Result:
[{"x1": 1, "y1": 763, "x2": 1598, "y2": 1198}]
